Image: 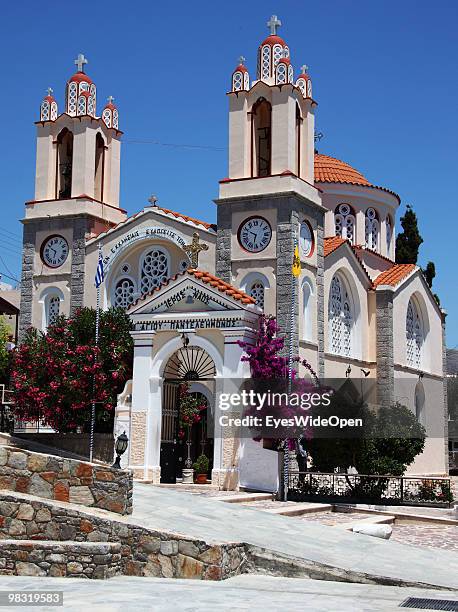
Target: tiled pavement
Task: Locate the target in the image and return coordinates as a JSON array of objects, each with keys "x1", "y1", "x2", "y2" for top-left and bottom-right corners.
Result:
[
  {"x1": 2, "y1": 574, "x2": 458, "y2": 612},
  {"x1": 132, "y1": 483, "x2": 458, "y2": 589}
]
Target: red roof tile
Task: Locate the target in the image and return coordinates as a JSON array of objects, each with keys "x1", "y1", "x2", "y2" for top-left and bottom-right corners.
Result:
[
  {"x1": 129, "y1": 269, "x2": 256, "y2": 310},
  {"x1": 314, "y1": 154, "x2": 371, "y2": 186},
  {"x1": 324, "y1": 236, "x2": 347, "y2": 257},
  {"x1": 154, "y1": 206, "x2": 216, "y2": 230},
  {"x1": 373, "y1": 264, "x2": 416, "y2": 288}
]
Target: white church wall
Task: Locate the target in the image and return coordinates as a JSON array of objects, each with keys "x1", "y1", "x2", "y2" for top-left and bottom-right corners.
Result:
[{"x1": 239, "y1": 438, "x2": 279, "y2": 492}]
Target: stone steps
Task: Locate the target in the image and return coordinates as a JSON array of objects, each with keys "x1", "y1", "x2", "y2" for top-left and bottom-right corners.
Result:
[
  {"x1": 214, "y1": 493, "x2": 273, "y2": 504},
  {"x1": 0, "y1": 540, "x2": 122, "y2": 579}
]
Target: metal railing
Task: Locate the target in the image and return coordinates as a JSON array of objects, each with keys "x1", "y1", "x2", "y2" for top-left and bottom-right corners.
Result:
[{"x1": 287, "y1": 471, "x2": 454, "y2": 507}]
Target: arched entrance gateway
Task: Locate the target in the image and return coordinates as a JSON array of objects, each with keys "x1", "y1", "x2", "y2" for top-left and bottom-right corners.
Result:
[{"x1": 161, "y1": 346, "x2": 216, "y2": 483}]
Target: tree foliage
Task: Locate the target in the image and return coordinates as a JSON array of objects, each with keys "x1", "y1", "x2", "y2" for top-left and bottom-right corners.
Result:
[
  {"x1": 422, "y1": 261, "x2": 436, "y2": 288},
  {"x1": 0, "y1": 316, "x2": 10, "y2": 384},
  {"x1": 395, "y1": 204, "x2": 423, "y2": 264},
  {"x1": 11, "y1": 307, "x2": 133, "y2": 432}
]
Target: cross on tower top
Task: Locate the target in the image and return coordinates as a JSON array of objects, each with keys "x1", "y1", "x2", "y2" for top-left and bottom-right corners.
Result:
[
  {"x1": 74, "y1": 53, "x2": 88, "y2": 73},
  {"x1": 107, "y1": 96, "x2": 115, "y2": 105},
  {"x1": 46, "y1": 87, "x2": 53, "y2": 97},
  {"x1": 184, "y1": 232, "x2": 209, "y2": 268},
  {"x1": 300, "y1": 64, "x2": 309, "y2": 74},
  {"x1": 238, "y1": 55, "x2": 246, "y2": 65},
  {"x1": 267, "y1": 14, "x2": 282, "y2": 36},
  {"x1": 147, "y1": 194, "x2": 158, "y2": 207}
]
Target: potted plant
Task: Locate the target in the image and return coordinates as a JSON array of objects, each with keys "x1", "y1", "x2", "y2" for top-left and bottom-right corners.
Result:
[{"x1": 193, "y1": 454, "x2": 209, "y2": 484}]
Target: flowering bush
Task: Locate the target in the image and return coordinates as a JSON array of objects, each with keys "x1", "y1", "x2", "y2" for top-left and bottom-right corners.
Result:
[
  {"x1": 177, "y1": 383, "x2": 206, "y2": 440},
  {"x1": 11, "y1": 307, "x2": 133, "y2": 432}
]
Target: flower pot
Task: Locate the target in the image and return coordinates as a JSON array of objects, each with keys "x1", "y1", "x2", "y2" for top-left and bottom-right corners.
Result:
[{"x1": 195, "y1": 473, "x2": 207, "y2": 484}]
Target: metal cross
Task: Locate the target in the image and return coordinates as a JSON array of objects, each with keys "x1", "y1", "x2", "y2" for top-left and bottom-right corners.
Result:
[
  {"x1": 267, "y1": 14, "x2": 282, "y2": 35},
  {"x1": 184, "y1": 232, "x2": 208, "y2": 268},
  {"x1": 74, "y1": 53, "x2": 88, "y2": 73},
  {"x1": 147, "y1": 194, "x2": 158, "y2": 207},
  {"x1": 46, "y1": 87, "x2": 53, "y2": 97},
  {"x1": 300, "y1": 64, "x2": 309, "y2": 74},
  {"x1": 238, "y1": 55, "x2": 246, "y2": 65},
  {"x1": 107, "y1": 95, "x2": 115, "y2": 104}
]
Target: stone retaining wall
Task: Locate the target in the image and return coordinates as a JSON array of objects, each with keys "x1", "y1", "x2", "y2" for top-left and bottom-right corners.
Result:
[
  {"x1": 0, "y1": 492, "x2": 247, "y2": 580},
  {"x1": 0, "y1": 446, "x2": 132, "y2": 515},
  {"x1": 0, "y1": 540, "x2": 122, "y2": 579}
]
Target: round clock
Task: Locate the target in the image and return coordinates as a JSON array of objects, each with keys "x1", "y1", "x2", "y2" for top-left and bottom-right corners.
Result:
[
  {"x1": 300, "y1": 221, "x2": 314, "y2": 257},
  {"x1": 41, "y1": 235, "x2": 69, "y2": 268},
  {"x1": 238, "y1": 217, "x2": 272, "y2": 253}
]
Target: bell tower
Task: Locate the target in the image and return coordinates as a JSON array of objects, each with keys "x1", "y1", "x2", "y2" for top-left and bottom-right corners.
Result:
[
  {"x1": 216, "y1": 16, "x2": 326, "y2": 375},
  {"x1": 19, "y1": 55, "x2": 127, "y2": 339}
]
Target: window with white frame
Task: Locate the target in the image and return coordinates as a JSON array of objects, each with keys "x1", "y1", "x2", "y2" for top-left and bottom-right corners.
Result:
[
  {"x1": 140, "y1": 247, "x2": 169, "y2": 295},
  {"x1": 114, "y1": 278, "x2": 136, "y2": 309},
  {"x1": 406, "y1": 298, "x2": 423, "y2": 368},
  {"x1": 365, "y1": 207, "x2": 379, "y2": 251},
  {"x1": 334, "y1": 204, "x2": 355, "y2": 244},
  {"x1": 302, "y1": 278, "x2": 313, "y2": 341},
  {"x1": 249, "y1": 281, "x2": 265, "y2": 310},
  {"x1": 328, "y1": 274, "x2": 353, "y2": 357},
  {"x1": 386, "y1": 215, "x2": 392, "y2": 255}
]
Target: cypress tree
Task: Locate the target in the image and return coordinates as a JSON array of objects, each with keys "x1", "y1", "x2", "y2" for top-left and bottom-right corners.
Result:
[{"x1": 395, "y1": 204, "x2": 423, "y2": 264}]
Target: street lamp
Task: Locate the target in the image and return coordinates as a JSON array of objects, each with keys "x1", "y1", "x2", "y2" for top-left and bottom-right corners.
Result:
[{"x1": 112, "y1": 431, "x2": 128, "y2": 469}]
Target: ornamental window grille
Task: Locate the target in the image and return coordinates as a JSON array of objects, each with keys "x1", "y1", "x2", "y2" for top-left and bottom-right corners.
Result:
[
  {"x1": 296, "y1": 78, "x2": 306, "y2": 97},
  {"x1": 249, "y1": 281, "x2": 265, "y2": 310},
  {"x1": 261, "y1": 45, "x2": 271, "y2": 80},
  {"x1": 87, "y1": 95, "x2": 95, "y2": 116},
  {"x1": 67, "y1": 82, "x2": 78, "y2": 115},
  {"x1": 102, "y1": 108, "x2": 112, "y2": 128},
  {"x1": 329, "y1": 275, "x2": 353, "y2": 357},
  {"x1": 243, "y1": 72, "x2": 250, "y2": 90},
  {"x1": 114, "y1": 278, "x2": 136, "y2": 309},
  {"x1": 284, "y1": 46, "x2": 290, "y2": 59},
  {"x1": 386, "y1": 216, "x2": 392, "y2": 254},
  {"x1": 113, "y1": 109, "x2": 119, "y2": 129},
  {"x1": 273, "y1": 44, "x2": 283, "y2": 68},
  {"x1": 288, "y1": 64, "x2": 294, "y2": 83},
  {"x1": 406, "y1": 299, "x2": 423, "y2": 368},
  {"x1": 276, "y1": 63, "x2": 287, "y2": 84},
  {"x1": 40, "y1": 101, "x2": 50, "y2": 121},
  {"x1": 232, "y1": 71, "x2": 243, "y2": 91},
  {"x1": 77, "y1": 95, "x2": 87, "y2": 116},
  {"x1": 79, "y1": 82, "x2": 89, "y2": 93},
  {"x1": 140, "y1": 248, "x2": 169, "y2": 295},
  {"x1": 47, "y1": 295, "x2": 60, "y2": 327},
  {"x1": 365, "y1": 208, "x2": 379, "y2": 251},
  {"x1": 334, "y1": 204, "x2": 355, "y2": 244},
  {"x1": 307, "y1": 80, "x2": 312, "y2": 98},
  {"x1": 90, "y1": 84, "x2": 96, "y2": 109},
  {"x1": 50, "y1": 101, "x2": 58, "y2": 120}
]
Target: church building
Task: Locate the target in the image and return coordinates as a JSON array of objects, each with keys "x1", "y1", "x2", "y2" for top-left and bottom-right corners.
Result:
[{"x1": 19, "y1": 17, "x2": 448, "y2": 489}]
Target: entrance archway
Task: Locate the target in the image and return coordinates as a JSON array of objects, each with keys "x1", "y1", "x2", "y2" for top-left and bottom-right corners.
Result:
[{"x1": 161, "y1": 346, "x2": 216, "y2": 483}]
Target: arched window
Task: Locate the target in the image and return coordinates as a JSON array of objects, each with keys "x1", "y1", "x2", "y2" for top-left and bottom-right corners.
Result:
[
  {"x1": 114, "y1": 278, "x2": 136, "y2": 309},
  {"x1": 56, "y1": 129, "x2": 73, "y2": 199},
  {"x1": 406, "y1": 298, "x2": 423, "y2": 368},
  {"x1": 252, "y1": 98, "x2": 272, "y2": 178},
  {"x1": 140, "y1": 247, "x2": 170, "y2": 295},
  {"x1": 44, "y1": 294, "x2": 61, "y2": 330},
  {"x1": 302, "y1": 278, "x2": 313, "y2": 341},
  {"x1": 249, "y1": 281, "x2": 265, "y2": 310},
  {"x1": 328, "y1": 274, "x2": 353, "y2": 357},
  {"x1": 334, "y1": 204, "x2": 355, "y2": 244},
  {"x1": 365, "y1": 208, "x2": 379, "y2": 251},
  {"x1": 94, "y1": 133, "x2": 105, "y2": 201},
  {"x1": 295, "y1": 104, "x2": 302, "y2": 176},
  {"x1": 386, "y1": 215, "x2": 393, "y2": 255}
]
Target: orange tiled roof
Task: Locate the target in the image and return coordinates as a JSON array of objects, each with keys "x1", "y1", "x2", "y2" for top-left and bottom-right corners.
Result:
[
  {"x1": 129, "y1": 268, "x2": 256, "y2": 309},
  {"x1": 373, "y1": 264, "x2": 416, "y2": 288},
  {"x1": 314, "y1": 154, "x2": 371, "y2": 186},
  {"x1": 324, "y1": 236, "x2": 347, "y2": 257}
]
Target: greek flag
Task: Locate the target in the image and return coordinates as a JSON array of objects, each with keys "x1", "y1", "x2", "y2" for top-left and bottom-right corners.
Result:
[{"x1": 94, "y1": 249, "x2": 104, "y2": 288}]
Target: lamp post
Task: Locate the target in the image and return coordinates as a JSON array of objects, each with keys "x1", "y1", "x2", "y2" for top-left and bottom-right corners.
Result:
[{"x1": 112, "y1": 431, "x2": 129, "y2": 469}]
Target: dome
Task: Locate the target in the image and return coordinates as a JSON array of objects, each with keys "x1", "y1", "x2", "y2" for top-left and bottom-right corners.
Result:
[
  {"x1": 314, "y1": 154, "x2": 371, "y2": 186},
  {"x1": 260, "y1": 34, "x2": 287, "y2": 48},
  {"x1": 68, "y1": 71, "x2": 93, "y2": 84}
]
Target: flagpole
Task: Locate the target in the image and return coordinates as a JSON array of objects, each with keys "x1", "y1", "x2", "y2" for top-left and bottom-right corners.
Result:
[{"x1": 89, "y1": 242, "x2": 102, "y2": 463}]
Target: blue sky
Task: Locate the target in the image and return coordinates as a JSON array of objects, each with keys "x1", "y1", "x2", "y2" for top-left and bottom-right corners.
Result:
[{"x1": 0, "y1": 0, "x2": 457, "y2": 346}]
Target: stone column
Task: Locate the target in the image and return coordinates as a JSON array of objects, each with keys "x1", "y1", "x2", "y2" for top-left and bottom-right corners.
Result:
[
  {"x1": 18, "y1": 223, "x2": 36, "y2": 342},
  {"x1": 315, "y1": 220, "x2": 325, "y2": 378},
  {"x1": 70, "y1": 217, "x2": 87, "y2": 315},
  {"x1": 375, "y1": 287, "x2": 394, "y2": 408},
  {"x1": 215, "y1": 205, "x2": 232, "y2": 284}
]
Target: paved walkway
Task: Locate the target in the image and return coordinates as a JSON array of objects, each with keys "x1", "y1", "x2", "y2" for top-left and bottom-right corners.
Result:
[
  {"x1": 2, "y1": 575, "x2": 458, "y2": 612},
  {"x1": 132, "y1": 484, "x2": 458, "y2": 590}
]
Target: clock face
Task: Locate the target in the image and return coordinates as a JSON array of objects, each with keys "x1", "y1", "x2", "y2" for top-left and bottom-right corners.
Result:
[
  {"x1": 300, "y1": 221, "x2": 314, "y2": 257},
  {"x1": 41, "y1": 235, "x2": 69, "y2": 268},
  {"x1": 238, "y1": 217, "x2": 272, "y2": 253}
]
